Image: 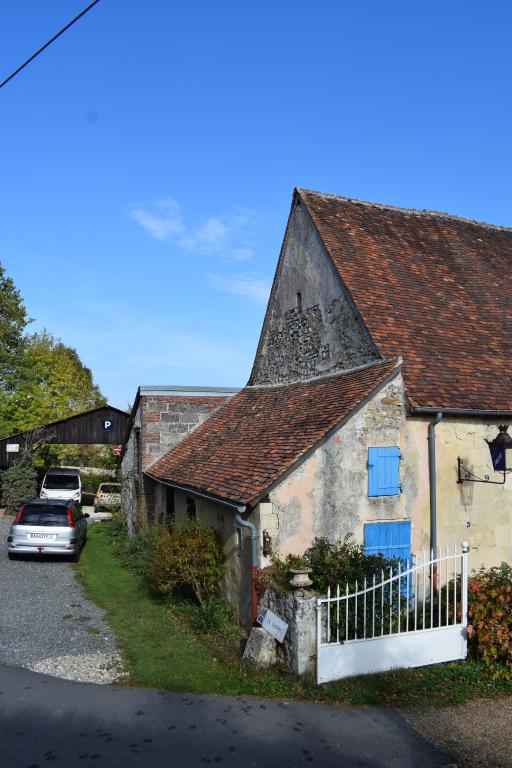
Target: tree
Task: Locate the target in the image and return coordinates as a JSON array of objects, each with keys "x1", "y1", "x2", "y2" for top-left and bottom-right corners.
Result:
[
  {"x1": 0, "y1": 262, "x2": 30, "y2": 402},
  {"x1": 0, "y1": 331, "x2": 106, "y2": 436}
]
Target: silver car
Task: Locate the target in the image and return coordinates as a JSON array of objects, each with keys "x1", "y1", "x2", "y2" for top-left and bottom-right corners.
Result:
[{"x1": 7, "y1": 498, "x2": 89, "y2": 561}]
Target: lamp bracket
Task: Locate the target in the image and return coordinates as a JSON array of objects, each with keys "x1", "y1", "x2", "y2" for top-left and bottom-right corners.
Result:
[{"x1": 457, "y1": 457, "x2": 507, "y2": 485}]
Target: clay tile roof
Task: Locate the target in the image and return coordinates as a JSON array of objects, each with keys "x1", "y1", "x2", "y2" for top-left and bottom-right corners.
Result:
[
  {"x1": 146, "y1": 359, "x2": 400, "y2": 506},
  {"x1": 298, "y1": 189, "x2": 512, "y2": 412}
]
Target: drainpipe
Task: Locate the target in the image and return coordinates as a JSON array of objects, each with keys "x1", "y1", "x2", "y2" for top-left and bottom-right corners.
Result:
[
  {"x1": 428, "y1": 412, "x2": 443, "y2": 558},
  {"x1": 234, "y1": 509, "x2": 259, "y2": 624}
]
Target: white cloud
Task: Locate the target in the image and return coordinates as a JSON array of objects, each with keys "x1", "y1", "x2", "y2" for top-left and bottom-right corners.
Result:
[
  {"x1": 129, "y1": 199, "x2": 256, "y2": 261},
  {"x1": 130, "y1": 198, "x2": 184, "y2": 241},
  {"x1": 230, "y1": 247, "x2": 253, "y2": 262},
  {"x1": 209, "y1": 273, "x2": 271, "y2": 303}
]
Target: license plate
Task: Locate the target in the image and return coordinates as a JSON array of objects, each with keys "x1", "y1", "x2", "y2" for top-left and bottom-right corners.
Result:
[{"x1": 29, "y1": 533, "x2": 56, "y2": 541}]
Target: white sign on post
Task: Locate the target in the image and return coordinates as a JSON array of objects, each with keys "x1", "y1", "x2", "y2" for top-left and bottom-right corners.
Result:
[
  {"x1": 6, "y1": 444, "x2": 19, "y2": 453},
  {"x1": 261, "y1": 609, "x2": 288, "y2": 643}
]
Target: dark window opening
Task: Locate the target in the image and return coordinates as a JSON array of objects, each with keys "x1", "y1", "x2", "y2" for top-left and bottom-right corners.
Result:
[
  {"x1": 186, "y1": 495, "x2": 197, "y2": 519},
  {"x1": 166, "y1": 487, "x2": 175, "y2": 522},
  {"x1": 296, "y1": 292, "x2": 302, "y2": 313}
]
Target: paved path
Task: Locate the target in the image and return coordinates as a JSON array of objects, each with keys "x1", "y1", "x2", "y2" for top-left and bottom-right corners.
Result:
[
  {"x1": 0, "y1": 516, "x2": 123, "y2": 683},
  {"x1": 0, "y1": 664, "x2": 454, "y2": 768}
]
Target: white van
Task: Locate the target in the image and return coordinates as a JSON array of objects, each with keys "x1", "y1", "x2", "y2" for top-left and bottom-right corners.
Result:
[{"x1": 40, "y1": 468, "x2": 82, "y2": 505}]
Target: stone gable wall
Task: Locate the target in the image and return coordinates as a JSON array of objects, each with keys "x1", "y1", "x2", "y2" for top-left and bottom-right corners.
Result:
[{"x1": 250, "y1": 202, "x2": 378, "y2": 385}]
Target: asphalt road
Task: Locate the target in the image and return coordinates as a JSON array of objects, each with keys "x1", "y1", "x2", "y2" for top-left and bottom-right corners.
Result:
[{"x1": 0, "y1": 664, "x2": 455, "y2": 768}]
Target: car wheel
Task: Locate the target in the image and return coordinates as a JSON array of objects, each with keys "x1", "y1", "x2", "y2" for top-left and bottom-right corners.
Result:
[
  {"x1": 7, "y1": 552, "x2": 17, "y2": 561},
  {"x1": 71, "y1": 549, "x2": 80, "y2": 563}
]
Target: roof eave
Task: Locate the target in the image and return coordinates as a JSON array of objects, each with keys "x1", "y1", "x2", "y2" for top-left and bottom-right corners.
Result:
[{"x1": 143, "y1": 472, "x2": 248, "y2": 512}]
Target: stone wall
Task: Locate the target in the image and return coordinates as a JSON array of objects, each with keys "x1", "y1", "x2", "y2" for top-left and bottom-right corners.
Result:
[
  {"x1": 250, "y1": 200, "x2": 378, "y2": 385},
  {"x1": 140, "y1": 395, "x2": 228, "y2": 470},
  {"x1": 120, "y1": 402, "x2": 141, "y2": 535}
]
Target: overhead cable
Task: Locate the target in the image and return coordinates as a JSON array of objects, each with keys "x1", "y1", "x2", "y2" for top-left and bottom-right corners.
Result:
[{"x1": 0, "y1": 0, "x2": 101, "y2": 91}]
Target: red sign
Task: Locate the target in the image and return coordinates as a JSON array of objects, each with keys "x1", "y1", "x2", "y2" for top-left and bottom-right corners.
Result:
[{"x1": 112, "y1": 445, "x2": 122, "y2": 456}]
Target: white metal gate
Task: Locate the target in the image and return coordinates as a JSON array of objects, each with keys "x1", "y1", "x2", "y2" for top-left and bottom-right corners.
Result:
[{"x1": 316, "y1": 543, "x2": 469, "y2": 684}]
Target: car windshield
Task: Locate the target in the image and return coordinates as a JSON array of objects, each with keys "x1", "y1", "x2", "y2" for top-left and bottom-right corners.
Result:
[
  {"x1": 43, "y1": 475, "x2": 79, "y2": 490},
  {"x1": 18, "y1": 504, "x2": 70, "y2": 526},
  {"x1": 100, "y1": 485, "x2": 120, "y2": 494}
]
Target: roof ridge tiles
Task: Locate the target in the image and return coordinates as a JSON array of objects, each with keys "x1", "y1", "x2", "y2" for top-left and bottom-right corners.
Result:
[
  {"x1": 246, "y1": 357, "x2": 401, "y2": 390},
  {"x1": 297, "y1": 187, "x2": 512, "y2": 233}
]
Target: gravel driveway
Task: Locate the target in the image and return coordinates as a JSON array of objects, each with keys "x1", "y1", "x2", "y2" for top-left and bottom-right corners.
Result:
[
  {"x1": 0, "y1": 515, "x2": 124, "y2": 684},
  {"x1": 404, "y1": 698, "x2": 512, "y2": 768}
]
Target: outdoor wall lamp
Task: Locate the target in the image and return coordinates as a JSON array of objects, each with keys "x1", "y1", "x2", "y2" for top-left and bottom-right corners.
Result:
[
  {"x1": 262, "y1": 529, "x2": 272, "y2": 557},
  {"x1": 457, "y1": 425, "x2": 512, "y2": 485}
]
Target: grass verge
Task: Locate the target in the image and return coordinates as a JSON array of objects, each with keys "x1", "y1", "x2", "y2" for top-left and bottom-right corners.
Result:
[{"x1": 76, "y1": 523, "x2": 512, "y2": 707}]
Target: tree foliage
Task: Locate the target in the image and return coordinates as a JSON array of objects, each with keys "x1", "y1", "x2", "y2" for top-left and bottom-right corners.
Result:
[
  {"x1": 0, "y1": 262, "x2": 30, "y2": 395},
  {"x1": 0, "y1": 330, "x2": 105, "y2": 437}
]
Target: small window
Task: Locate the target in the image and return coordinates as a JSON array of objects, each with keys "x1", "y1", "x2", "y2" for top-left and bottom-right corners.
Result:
[
  {"x1": 186, "y1": 495, "x2": 197, "y2": 519},
  {"x1": 368, "y1": 447, "x2": 401, "y2": 496},
  {"x1": 296, "y1": 292, "x2": 302, "y2": 313}
]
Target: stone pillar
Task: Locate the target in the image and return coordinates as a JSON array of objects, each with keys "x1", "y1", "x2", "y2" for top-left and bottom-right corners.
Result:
[{"x1": 259, "y1": 586, "x2": 317, "y2": 675}]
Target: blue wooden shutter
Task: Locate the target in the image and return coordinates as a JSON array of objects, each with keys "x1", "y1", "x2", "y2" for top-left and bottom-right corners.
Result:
[
  {"x1": 363, "y1": 520, "x2": 411, "y2": 563},
  {"x1": 368, "y1": 446, "x2": 401, "y2": 496}
]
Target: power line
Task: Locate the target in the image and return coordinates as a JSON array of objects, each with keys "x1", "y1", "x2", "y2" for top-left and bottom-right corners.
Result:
[{"x1": 0, "y1": 0, "x2": 101, "y2": 91}]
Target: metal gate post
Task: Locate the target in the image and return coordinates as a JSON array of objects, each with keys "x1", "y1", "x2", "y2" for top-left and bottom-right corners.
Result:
[
  {"x1": 461, "y1": 541, "x2": 469, "y2": 655},
  {"x1": 316, "y1": 599, "x2": 322, "y2": 684}
]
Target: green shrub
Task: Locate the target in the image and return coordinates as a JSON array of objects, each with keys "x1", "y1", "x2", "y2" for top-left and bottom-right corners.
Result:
[
  {"x1": 80, "y1": 472, "x2": 117, "y2": 494},
  {"x1": 468, "y1": 562, "x2": 512, "y2": 680},
  {"x1": 186, "y1": 598, "x2": 240, "y2": 641},
  {"x1": 147, "y1": 521, "x2": 225, "y2": 606},
  {"x1": 112, "y1": 523, "x2": 165, "y2": 575},
  {"x1": 1, "y1": 459, "x2": 37, "y2": 515},
  {"x1": 304, "y1": 534, "x2": 398, "y2": 593},
  {"x1": 257, "y1": 534, "x2": 399, "y2": 595}
]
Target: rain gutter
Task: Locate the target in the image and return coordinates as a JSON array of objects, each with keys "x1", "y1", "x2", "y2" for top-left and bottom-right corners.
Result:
[
  {"x1": 427, "y1": 412, "x2": 442, "y2": 556},
  {"x1": 409, "y1": 406, "x2": 512, "y2": 417}
]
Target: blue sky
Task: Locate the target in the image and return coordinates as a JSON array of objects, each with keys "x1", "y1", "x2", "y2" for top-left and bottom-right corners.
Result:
[{"x1": 1, "y1": 1, "x2": 511, "y2": 408}]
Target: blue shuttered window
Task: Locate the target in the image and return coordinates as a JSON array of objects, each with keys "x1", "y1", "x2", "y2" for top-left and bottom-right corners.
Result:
[
  {"x1": 367, "y1": 446, "x2": 401, "y2": 496},
  {"x1": 363, "y1": 520, "x2": 411, "y2": 563}
]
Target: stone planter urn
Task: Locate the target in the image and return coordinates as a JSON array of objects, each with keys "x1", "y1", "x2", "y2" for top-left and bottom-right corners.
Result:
[{"x1": 289, "y1": 567, "x2": 313, "y2": 589}]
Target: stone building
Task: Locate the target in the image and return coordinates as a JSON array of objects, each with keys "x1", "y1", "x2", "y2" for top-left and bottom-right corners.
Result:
[
  {"x1": 121, "y1": 385, "x2": 238, "y2": 533},
  {"x1": 125, "y1": 188, "x2": 512, "y2": 626}
]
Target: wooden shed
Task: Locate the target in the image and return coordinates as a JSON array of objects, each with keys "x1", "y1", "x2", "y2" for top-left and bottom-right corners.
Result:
[{"x1": 0, "y1": 405, "x2": 130, "y2": 468}]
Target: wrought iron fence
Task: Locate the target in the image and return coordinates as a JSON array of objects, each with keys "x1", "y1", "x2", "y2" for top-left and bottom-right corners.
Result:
[{"x1": 317, "y1": 543, "x2": 469, "y2": 645}]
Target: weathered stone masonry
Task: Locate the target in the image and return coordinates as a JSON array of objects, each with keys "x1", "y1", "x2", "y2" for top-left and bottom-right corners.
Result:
[
  {"x1": 251, "y1": 199, "x2": 378, "y2": 385},
  {"x1": 140, "y1": 395, "x2": 228, "y2": 470}
]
